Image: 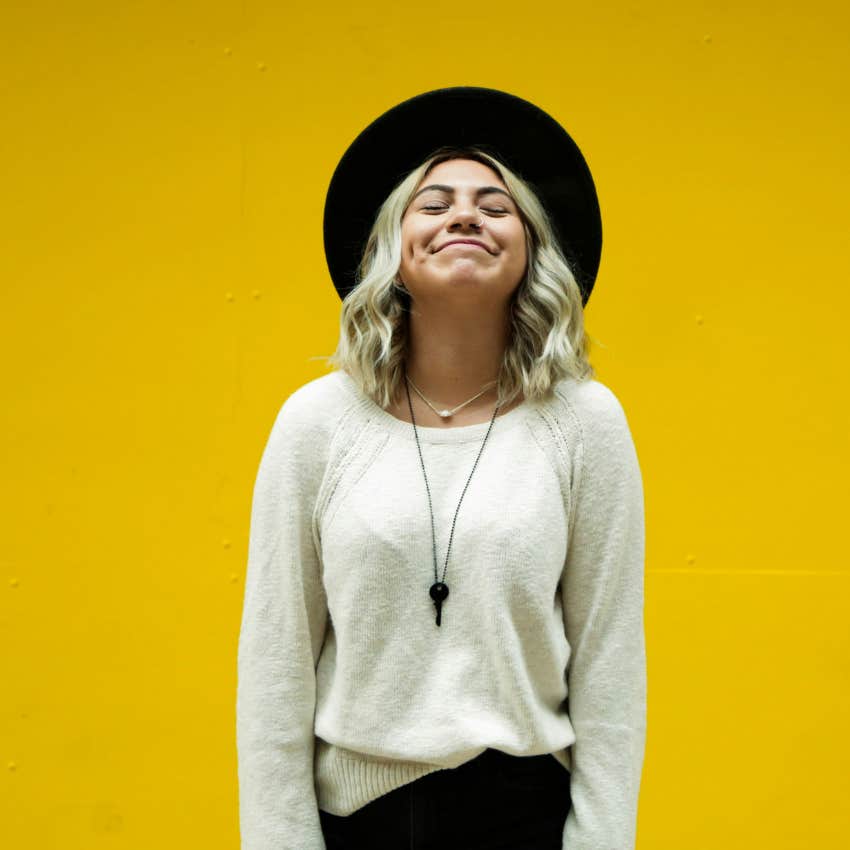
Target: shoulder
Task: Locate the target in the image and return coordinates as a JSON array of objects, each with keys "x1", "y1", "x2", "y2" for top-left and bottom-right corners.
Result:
[
  {"x1": 275, "y1": 370, "x2": 352, "y2": 423},
  {"x1": 553, "y1": 375, "x2": 628, "y2": 421},
  {"x1": 552, "y1": 376, "x2": 634, "y2": 439},
  {"x1": 525, "y1": 375, "x2": 636, "y2": 468},
  {"x1": 264, "y1": 370, "x2": 359, "y2": 455},
  {"x1": 546, "y1": 376, "x2": 640, "y2": 474}
]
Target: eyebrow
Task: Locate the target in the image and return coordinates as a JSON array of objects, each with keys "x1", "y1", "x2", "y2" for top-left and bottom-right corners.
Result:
[{"x1": 411, "y1": 184, "x2": 514, "y2": 202}]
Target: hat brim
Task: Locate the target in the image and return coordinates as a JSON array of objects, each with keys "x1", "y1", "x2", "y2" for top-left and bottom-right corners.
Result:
[{"x1": 322, "y1": 85, "x2": 601, "y2": 306}]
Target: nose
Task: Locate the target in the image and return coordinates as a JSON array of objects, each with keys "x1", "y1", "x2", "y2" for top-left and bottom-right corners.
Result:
[{"x1": 447, "y1": 202, "x2": 482, "y2": 230}]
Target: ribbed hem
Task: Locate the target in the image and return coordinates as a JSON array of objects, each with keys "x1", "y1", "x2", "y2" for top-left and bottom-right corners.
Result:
[
  {"x1": 314, "y1": 738, "x2": 451, "y2": 816},
  {"x1": 314, "y1": 737, "x2": 572, "y2": 816}
]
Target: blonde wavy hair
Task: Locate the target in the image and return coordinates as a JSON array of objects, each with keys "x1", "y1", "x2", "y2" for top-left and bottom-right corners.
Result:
[{"x1": 319, "y1": 145, "x2": 595, "y2": 411}]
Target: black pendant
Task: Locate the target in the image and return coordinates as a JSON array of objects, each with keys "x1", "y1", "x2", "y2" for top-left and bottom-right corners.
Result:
[{"x1": 429, "y1": 581, "x2": 449, "y2": 626}]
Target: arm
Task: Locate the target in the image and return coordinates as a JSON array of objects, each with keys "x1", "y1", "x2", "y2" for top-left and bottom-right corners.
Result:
[
  {"x1": 560, "y1": 384, "x2": 647, "y2": 850},
  {"x1": 236, "y1": 396, "x2": 329, "y2": 850}
]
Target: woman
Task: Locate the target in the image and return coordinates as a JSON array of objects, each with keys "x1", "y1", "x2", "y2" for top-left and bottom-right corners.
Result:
[{"x1": 236, "y1": 86, "x2": 646, "y2": 850}]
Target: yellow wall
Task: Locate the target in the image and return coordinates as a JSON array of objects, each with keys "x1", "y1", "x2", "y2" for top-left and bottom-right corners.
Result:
[{"x1": 2, "y1": 1, "x2": 848, "y2": 847}]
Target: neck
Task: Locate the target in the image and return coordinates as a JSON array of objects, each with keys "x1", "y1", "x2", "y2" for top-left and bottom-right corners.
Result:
[{"x1": 402, "y1": 305, "x2": 511, "y2": 405}]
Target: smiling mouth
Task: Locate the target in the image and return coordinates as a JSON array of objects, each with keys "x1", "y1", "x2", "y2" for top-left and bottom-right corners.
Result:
[{"x1": 438, "y1": 241, "x2": 491, "y2": 253}]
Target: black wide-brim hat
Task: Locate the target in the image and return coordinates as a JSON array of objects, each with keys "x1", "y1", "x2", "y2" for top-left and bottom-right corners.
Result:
[{"x1": 323, "y1": 85, "x2": 602, "y2": 306}]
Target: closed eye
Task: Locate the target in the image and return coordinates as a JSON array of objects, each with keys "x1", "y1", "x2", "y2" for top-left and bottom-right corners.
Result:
[{"x1": 422, "y1": 205, "x2": 508, "y2": 214}]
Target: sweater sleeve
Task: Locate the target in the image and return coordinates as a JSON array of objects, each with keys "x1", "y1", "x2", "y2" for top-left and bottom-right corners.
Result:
[
  {"x1": 560, "y1": 385, "x2": 647, "y2": 850},
  {"x1": 236, "y1": 396, "x2": 329, "y2": 850}
]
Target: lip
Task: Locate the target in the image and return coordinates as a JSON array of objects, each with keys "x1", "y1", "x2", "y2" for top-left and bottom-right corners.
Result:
[{"x1": 436, "y1": 238, "x2": 492, "y2": 253}]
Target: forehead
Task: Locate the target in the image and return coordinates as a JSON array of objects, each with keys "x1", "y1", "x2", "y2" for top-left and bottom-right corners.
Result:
[{"x1": 421, "y1": 157, "x2": 505, "y2": 186}]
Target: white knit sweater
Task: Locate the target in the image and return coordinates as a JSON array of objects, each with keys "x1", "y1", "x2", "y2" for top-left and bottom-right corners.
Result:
[{"x1": 236, "y1": 368, "x2": 647, "y2": 850}]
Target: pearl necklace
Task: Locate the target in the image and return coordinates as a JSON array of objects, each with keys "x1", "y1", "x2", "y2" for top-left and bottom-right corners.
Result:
[{"x1": 405, "y1": 374, "x2": 498, "y2": 419}]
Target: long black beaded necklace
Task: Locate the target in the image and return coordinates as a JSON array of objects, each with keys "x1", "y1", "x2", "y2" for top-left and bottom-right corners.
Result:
[{"x1": 403, "y1": 368, "x2": 501, "y2": 627}]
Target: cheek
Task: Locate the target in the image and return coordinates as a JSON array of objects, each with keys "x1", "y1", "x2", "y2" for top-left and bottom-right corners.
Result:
[
  {"x1": 399, "y1": 234, "x2": 421, "y2": 267},
  {"x1": 401, "y1": 222, "x2": 433, "y2": 255},
  {"x1": 506, "y1": 227, "x2": 528, "y2": 261}
]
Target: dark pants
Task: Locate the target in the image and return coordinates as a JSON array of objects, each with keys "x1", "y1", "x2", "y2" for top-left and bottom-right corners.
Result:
[{"x1": 319, "y1": 747, "x2": 572, "y2": 850}]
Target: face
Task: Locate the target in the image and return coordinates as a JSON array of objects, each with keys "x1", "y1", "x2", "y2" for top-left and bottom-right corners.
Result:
[{"x1": 398, "y1": 158, "x2": 527, "y2": 306}]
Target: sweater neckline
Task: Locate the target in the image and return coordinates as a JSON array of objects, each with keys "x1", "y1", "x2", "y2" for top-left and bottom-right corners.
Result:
[{"x1": 336, "y1": 370, "x2": 533, "y2": 444}]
